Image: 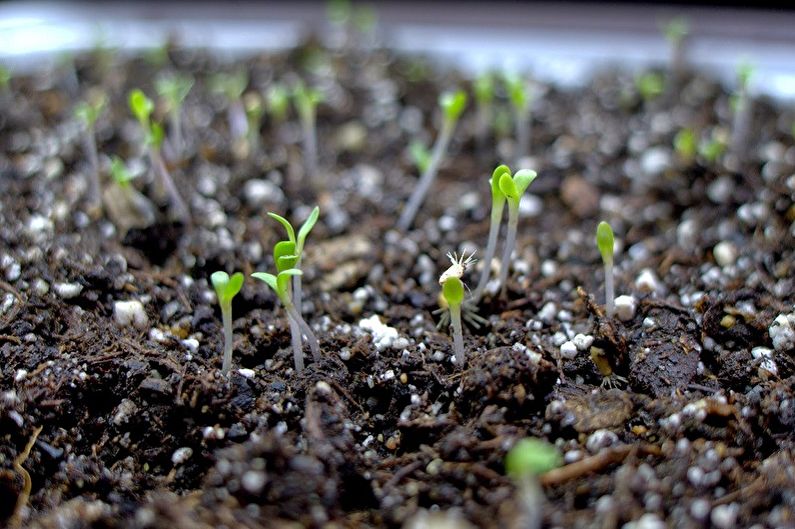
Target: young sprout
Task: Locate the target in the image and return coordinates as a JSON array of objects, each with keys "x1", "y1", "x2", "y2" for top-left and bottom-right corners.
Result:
[
  {"x1": 129, "y1": 89, "x2": 190, "y2": 223},
  {"x1": 440, "y1": 252, "x2": 475, "y2": 366},
  {"x1": 504, "y1": 73, "x2": 531, "y2": 164},
  {"x1": 103, "y1": 156, "x2": 156, "y2": 235},
  {"x1": 474, "y1": 71, "x2": 495, "y2": 152},
  {"x1": 155, "y1": 73, "x2": 194, "y2": 159},
  {"x1": 730, "y1": 61, "x2": 754, "y2": 157},
  {"x1": 698, "y1": 128, "x2": 728, "y2": 164},
  {"x1": 496, "y1": 168, "x2": 537, "y2": 297},
  {"x1": 409, "y1": 140, "x2": 431, "y2": 174},
  {"x1": 0, "y1": 64, "x2": 10, "y2": 91},
  {"x1": 596, "y1": 221, "x2": 615, "y2": 317},
  {"x1": 266, "y1": 84, "x2": 290, "y2": 124},
  {"x1": 505, "y1": 437, "x2": 562, "y2": 529},
  {"x1": 268, "y1": 206, "x2": 321, "y2": 315},
  {"x1": 74, "y1": 89, "x2": 107, "y2": 214},
  {"x1": 636, "y1": 71, "x2": 664, "y2": 102},
  {"x1": 211, "y1": 271, "x2": 244, "y2": 374},
  {"x1": 293, "y1": 81, "x2": 324, "y2": 186},
  {"x1": 210, "y1": 70, "x2": 249, "y2": 140},
  {"x1": 662, "y1": 17, "x2": 689, "y2": 80},
  {"x1": 244, "y1": 92, "x2": 265, "y2": 156},
  {"x1": 398, "y1": 89, "x2": 467, "y2": 230},
  {"x1": 471, "y1": 164, "x2": 510, "y2": 303},
  {"x1": 673, "y1": 127, "x2": 697, "y2": 163}
]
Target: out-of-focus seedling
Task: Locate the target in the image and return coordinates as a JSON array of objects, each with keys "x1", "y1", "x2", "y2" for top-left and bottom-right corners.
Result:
[
  {"x1": 596, "y1": 221, "x2": 615, "y2": 317},
  {"x1": 731, "y1": 61, "x2": 754, "y2": 157},
  {"x1": 474, "y1": 71, "x2": 495, "y2": 151},
  {"x1": 662, "y1": 17, "x2": 689, "y2": 80},
  {"x1": 398, "y1": 89, "x2": 467, "y2": 230},
  {"x1": 496, "y1": 168, "x2": 537, "y2": 297},
  {"x1": 505, "y1": 437, "x2": 562, "y2": 529},
  {"x1": 210, "y1": 70, "x2": 249, "y2": 140},
  {"x1": 0, "y1": 65, "x2": 10, "y2": 91},
  {"x1": 103, "y1": 156, "x2": 156, "y2": 235},
  {"x1": 266, "y1": 84, "x2": 290, "y2": 124},
  {"x1": 244, "y1": 92, "x2": 265, "y2": 156},
  {"x1": 440, "y1": 252, "x2": 475, "y2": 366},
  {"x1": 293, "y1": 81, "x2": 323, "y2": 186},
  {"x1": 636, "y1": 71, "x2": 664, "y2": 102},
  {"x1": 471, "y1": 164, "x2": 510, "y2": 303},
  {"x1": 699, "y1": 128, "x2": 728, "y2": 164},
  {"x1": 74, "y1": 89, "x2": 107, "y2": 214},
  {"x1": 673, "y1": 127, "x2": 697, "y2": 163},
  {"x1": 504, "y1": 73, "x2": 531, "y2": 164},
  {"x1": 267, "y1": 206, "x2": 320, "y2": 315},
  {"x1": 211, "y1": 271, "x2": 244, "y2": 374},
  {"x1": 155, "y1": 73, "x2": 193, "y2": 159},
  {"x1": 129, "y1": 88, "x2": 190, "y2": 222},
  {"x1": 409, "y1": 140, "x2": 431, "y2": 174}
]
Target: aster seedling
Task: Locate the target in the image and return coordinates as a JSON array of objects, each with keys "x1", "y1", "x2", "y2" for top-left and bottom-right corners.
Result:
[
  {"x1": 104, "y1": 156, "x2": 156, "y2": 235},
  {"x1": 129, "y1": 88, "x2": 189, "y2": 222},
  {"x1": 440, "y1": 252, "x2": 475, "y2": 366},
  {"x1": 266, "y1": 84, "x2": 290, "y2": 124},
  {"x1": 505, "y1": 437, "x2": 562, "y2": 529},
  {"x1": 496, "y1": 168, "x2": 537, "y2": 297},
  {"x1": 474, "y1": 71, "x2": 495, "y2": 151},
  {"x1": 699, "y1": 128, "x2": 728, "y2": 164},
  {"x1": 244, "y1": 92, "x2": 265, "y2": 155},
  {"x1": 398, "y1": 89, "x2": 468, "y2": 230},
  {"x1": 0, "y1": 64, "x2": 10, "y2": 91},
  {"x1": 210, "y1": 70, "x2": 249, "y2": 140},
  {"x1": 596, "y1": 221, "x2": 615, "y2": 317},
  {"x1": 504, "y1": 73, "x2": 532, "y2": 163},
  {"x1": 155, "y1": 73, "x2": 194, "y2": 159},
  {"x1": 74, "y1": 89, "x2": 107, "y2": 214},
  {"x1": 662, "y1": 17, "x2": 689, "y2": 80},
  {"x1": 673, "y1": 127, "x2": 697, "y2": 163},
  {"x1": 293, "y1": 80, "x2": 324, "y2": 185},
  {"x1": 730, "y1": 61, "x2": 754, "y2": 157},
  {"x1": 211, "y1": 271, "x2": 244, "y2": 374},
  {"x1": 636, "y1": 71, "x2": 664, "y2": 102},
  {"x1": 267, "y1": 206, "x2": 321, "y2": 314}
]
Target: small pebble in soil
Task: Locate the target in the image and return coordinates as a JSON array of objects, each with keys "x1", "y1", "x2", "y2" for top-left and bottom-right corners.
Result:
[
  {"x1": 237, "y1": 368, "x2": 256, "y2": 379},
  {"x1": 573, "y1": 333, "x2": 594, "y2": 351},
  {"x1": 560, "y1": 341, "x2": 578, "y2": 359},
  {"x1": 769, "y1": 312, "x2": 795, "y2": 352},
  {"x1": 750, "y1": 347, "x2": 777, "y2": 375},
  {"x1": 113, "y1": 300, "x2": 149, "y2": 330},
  {"x1": 358, "y1": 314, "x2": 405, "y2": 351},
  {"x1": 614, "y1": 295, "x2": 637, "y2": 321},
  {"x1": 713, "y1": 241, "x2": 738, "y2": 267},
  {"x1": 711, "y1": 503, "x2": 739, "y2": 529},
  {"x1": 538, "y1": 302, "x2": 557, "y2": 325},
  {"x1": 54, "y1": 282, "x2": 83, "y2": 299},
  {"x1": 171, "y1": 447, "x2": 193, "y2": 466},
  {"x1": 586, "y1": 429, "x2": 618, "y2": 453},
  {"x1": 635, "y1": 269, "x2": 663, "y2": 294}
]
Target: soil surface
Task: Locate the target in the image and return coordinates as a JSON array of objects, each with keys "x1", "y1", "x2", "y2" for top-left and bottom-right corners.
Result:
[{"x1": 1, "y1": 35, "x2": 795, "y2": 529}]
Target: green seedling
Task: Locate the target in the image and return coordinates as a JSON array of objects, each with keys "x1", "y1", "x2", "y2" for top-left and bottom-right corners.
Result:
[
  {"x1": 74, "y1": 89, "x2": 107, "y2": 214},
  {"x1": 398, "y1": 89, "x2": 467, "y2": 230},
  {"x1": 155, "y1": 73, "x2": 194, "y2": 158},
  {"x1": 596, "y1": 221, "x2": 615, "y2": 317},
  {"x1": 636, "y1": 71, "x2": 664, "y2": 102},
  {"x1": 0, "y1": 64, "x2": 10, "y2": 91},
  {"x1": 662, "y1": 17, "x2": 689, "y2": 78},
  {"x1": 244, "y1": 92, "x2": 265, "y2": 155},
  {"x1": 409, "y1": 140, "x2": 431, "y2": 174},
  {"x1": 698, "y1": 128, "x2": 728, "y2": 164},
  {"x1": 504, "y1": 73, "x2": 531, "y2": 163},
  {"x1": 327, "y1": 0, "x2": 352, "y2": 27},
  {"x1": 731, "y1": 61, "x2": 754, "y2": 156},
  {"x1": 474, "y1": 72, "x2": 495, "y2": 151},
  {"x1": 129, "y1": 88, "x2": 189, "y2": 222},
  {"x1": 496, "y1": 168, "x2": 537, "y2": 297},
  {"x1": 439, "y1": 252, "x2": 475, "y2": 366},
  {"x1": 211, "y1": 271, "x2": 244, "y2": 374},
  {"x1": 471, "y1": 164, "x2": 510, "y2": 303},
  {"x1": 268, "y1": 206, "x2": 320, "y2": 315},
  {"x1": 104, "y1": 156, "x2": 156, "y2": 235},
  {"x1": 145, "y1": 41, "x2": 170, "y2": 68},
  {"x1": 266, "y1": 84, "x2": 290, "y2": 124},
  {"x1": 674, "y1": 127, "x2": 697, "y2": 163},
  {"x1": 505, "y1": 437, "x2": 561, "y2": 529},
  {"x1": 293, "y1": 81, "x2": 324, "y2": 185},
  {"x1": 210, "y1": 70, "x2": 249, "y2": 140}
]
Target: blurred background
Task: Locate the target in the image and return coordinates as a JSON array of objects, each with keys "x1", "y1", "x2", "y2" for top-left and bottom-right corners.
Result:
[{"x1": 1, "y1": 1, "x2": 795, "y2": 96}]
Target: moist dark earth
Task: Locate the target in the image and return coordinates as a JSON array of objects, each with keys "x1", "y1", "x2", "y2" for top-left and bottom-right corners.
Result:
[{"x1": 1, "y1": 35, "x2": 795, "y2": 529}]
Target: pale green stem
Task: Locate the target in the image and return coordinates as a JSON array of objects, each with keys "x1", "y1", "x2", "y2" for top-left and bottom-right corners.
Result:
[
  {"x1": 471, "y1": 199, "x2": 505, "y2": 303},
  {"x1": 286, "y1": 306, "x2": 305, "y2": 373},
  {"x1": 220, "y1": 301, "x2": 234, "y2": 374},
  {"x1": 293, "y1": 255, "x2": 304, "y2": 315},
  {"x1": 170, "y1": 108, "x2": 184, "y2": 159},
  {"x1": 449, "y1": 303, "x2": 465, "y2": 366},
  {"x1": 229, "y1": 99, "x2": 248, "y2": 140},
  {"x1": 150, "y1": 147, "x2": 189, "y2": 223},
  {"x1": 516, "y1": 476, "x2": 543, "y2": 529},
  {"x1": 604, "y1": 260, "x2": 614, "y2": 317},
  {"x1": 476, "y1": 103, "x2": 492, "y2": 153},
  {"x1": 284, "y1": 298, "x2": 320, "y2": 363},
  {"x1": 398, "y1": 120, "x2": 454, "y2": 231},
  {"x1": 514, "y1": 109, "x2": 530, "y2": 165},
  {"x1": 498, "y1": 202, "x2": 519, "y2": 298},
  {"x1": 83, "y1": 124, "x2": 101, "y2": 211},
  {"x1": 731, "y1": 91, "x2": 751, "y2": 157},
  {"x1": 300, "y1": 111, "x2": 319, "y2": 188}
]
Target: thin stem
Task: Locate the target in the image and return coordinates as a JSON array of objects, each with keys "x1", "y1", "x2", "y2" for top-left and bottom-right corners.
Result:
[
  {"x1": 293, "y1": 257, "x2": 304, "y2": 315},
  {"x1": 149, "y1": 147, "x2": 190, "y2": 223},
  {"x1": 498, "y1": 202, "x2": 519, "y2": 298},
  {"x1": 286, "y1": 307, "x2": 305, "y2": 373},
  {"x1": 516, "y1": 476, "x2": 543, "y2": 529},
  {"x1": 731, "y1": 92, "x2": 751, "y2": 157},
  {"x1": 300, "y1": 113, "x2": 319, "y2": 188},
  {"x1": 170, "y1": 109, "x2": 183, "y2": 160},
  {"x1": 221, "y1": 303, "x2": 234, "y2": 374},
  {"x1": 471, "y1": 200, "x2": 505, "y2": 303},
  {"x1": 83, "y1": 124, "x2": 101, "y2": 212},
  {"x1": 397, "y1": 121, "x2": 454, "y2": 231},
  {"x1": 449, "y1": 303, "x2": 465, "y2": 366},
  {"x1": 229, "y1": 100, "x2": 248, "y2": 140},
  {"x1": 604, "y1": 260, "x2": 614, "y2": 317},
  {"x1": 475, "y1": 103, "x2": 492, "y2": 155},
  {"x1": 284, "y1": 300, "x2": 321, "y2": 363},
  {"x1": 514, "y1": 109, "x2": 530, "y2": 165}
]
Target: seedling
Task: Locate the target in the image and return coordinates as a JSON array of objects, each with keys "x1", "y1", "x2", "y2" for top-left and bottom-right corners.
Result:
[
  {"x1": 730, "y1": 61, "x2": 754, "y2": 157},
  {"x1": 409, "y1": 140, "x2": 431, "y2": 174},
  {"x1": 103, "y1": 156, "x2": 156, "y2": 235},
  {"x1": 211, "y1": 271, "x2": 244, "y2": 374},
  {"x1": 398, "y1": 89, "x2": 467, "y2": 230},
  {"x1": 596, "y1": 221, "x2": 615, "y2": 317},
  {"x1": 0, "y1": 64, "x2": 10, "y2": 91},
  {"x1": 474, "y1": 72, "x2": 495, "y2": 151},
  {"x1": 636, "y1": 71, "x2": 664, "y2": 102},
  {"x1": 504, "y1": 73, "x2": 531, "y2": 164},
  {"x1": 293, "y1": 81, "x2": 323, "y2": 185},
  {"x1": 496, "y1": 168, "x2": 537, "y2": 297},
  {"x1": 662, "y1": 17, "x2": 689, "y2": 79},
  {"x1": 210, "y1": 70, "x2": 249, "y2": 140},
  {"x1": 155, "y1": 73, "x2": 194, "y2": 158},
  {"x1": 129, "y1": 88, "x2": 190, "y2": 222},
  {"x1": 471, "y1": 164, "x2": 510, "y2": 303},
  {"x1": 266, "y1": 84, "x2": 290, "y2": 124},
  {"x1": 673, "y1": 127, "x2": 697, "y2": 163},
  {"x1": 267, "y1": 206, "x2": 320, "y2": 315},
  {"x1": 74, "y1": 90, "x2": 107, "y2": 214},
  {"x1": 440, "y1": 252, "x2": 475, "y2": 365},
  {"x1": 505, "y1": 437, "x2": 561, "y2": 529},
  {"x1": 244, "y1": 92, "x2": 265, "y2": 155},
  {"x1": 699, "y1": 128, "x2": 728, "y2": 164}
]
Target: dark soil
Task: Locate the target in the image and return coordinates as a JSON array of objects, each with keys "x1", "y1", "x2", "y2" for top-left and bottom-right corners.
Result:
[{"x1": 1, "y1": 36, "x2": 795, "y2": 529}]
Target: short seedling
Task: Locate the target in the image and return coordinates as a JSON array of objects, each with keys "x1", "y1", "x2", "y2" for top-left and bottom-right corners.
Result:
[
  {"x1": 504, "y1": 74, "x2": 531, "y2": 164},
  {"x1": 505, "y1": 437, "x2": 562, "y2": 529},
  {"x1": 103, "y1": 156, "x2": 156, "y2": 235},
  {"x1": 155, "y1": 73, "x2": 194, "y2": 159},
  {"x1": 409, "y1": 140, "x2": 431, "y2": 174},
  {"x1": 74, "y1": 89, "x2": 107, "y2": 214},
  {"x1": 673, "y1": 127, "x2": 697, "y2": 163},
  {"x1": 471, "y1": 164, "x2": 511, "y2": 303},
  {"x1": 0, "y1": 64, "x2": 10, "y2": 91},
  {"x1": 210, "y1": 271, "x2": 244, "y2": 374},
  {"x1": 730, "y1": 61, "x2": 754, "y2": 157},
  {"x1": 268, "y1": 206, "x2": 320, "y2": 315},
  {"x1": 439, "y1": 252, "x2": 475, "y2": 366},
  {"x1": 636, "y1": 71, "x2": 664, "y2": 102},
  {"x1": 398, "y1": 89, "x2": 467, "y2": 230},
  {"x1": 698, "y1": 128, "x2": 728, "y2": 164},
  {"x1": 244, "y1": 92, "x2": 265, "y2": 156},
  {"x1": 662, "y1": 17, "x2": 689, "y2": 80},
  {"x1": 266, "y1": 84, "x2": 290, "y2": 124},
  {"x1": 210, "y1": 70, "x2": 249, "y2": 140},
  {"x1": 496, "y1": 168, "x2": 537, "y2": 297},
  {"x1": 596, "y1": 221, "x2": 615, "y2": 317},
  {"x1": 293, "y1": 81, "x2": 324, "y2": 186},
  {"x1": 129, "y1": 88, "x2": 189, "y2": 222},
  {"x1": 474, "y1": 71, "x2": 495, "y2": 151}
]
